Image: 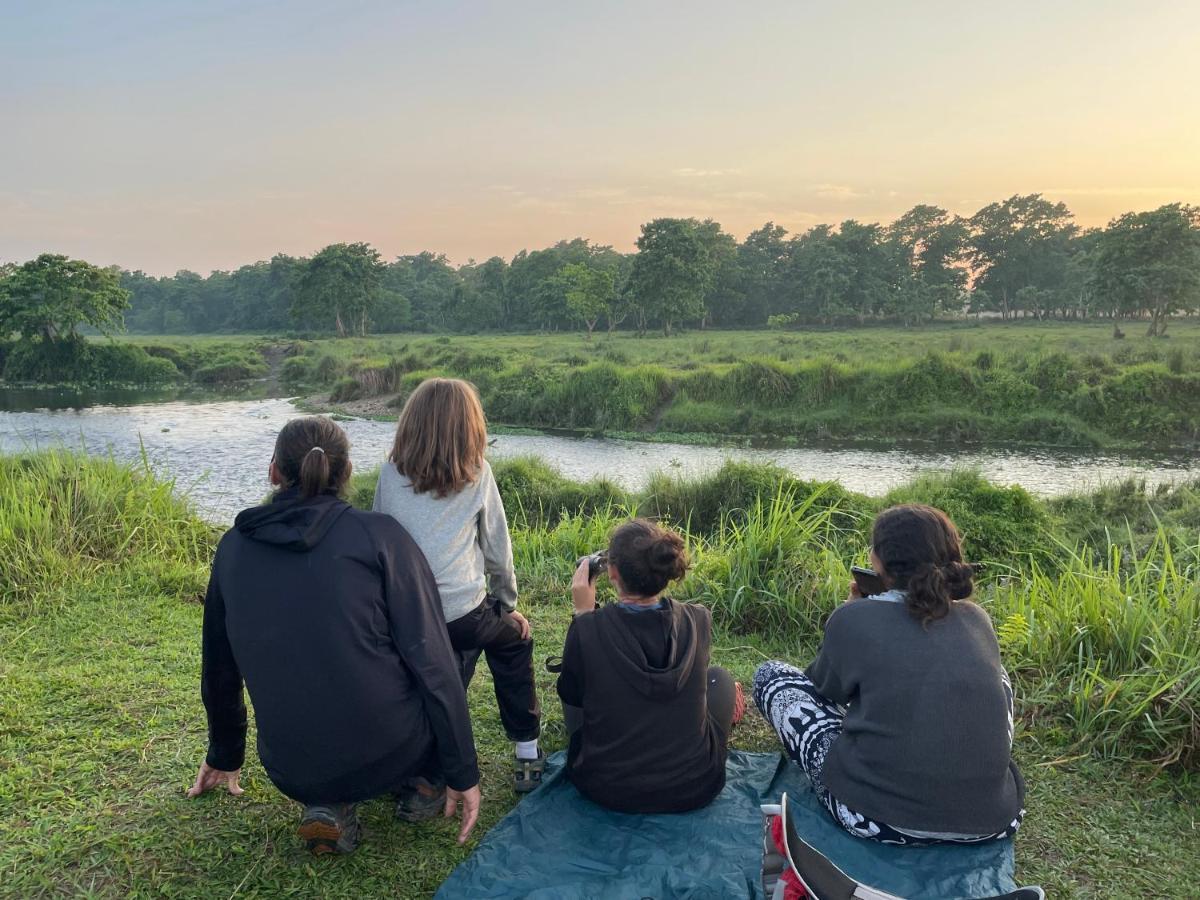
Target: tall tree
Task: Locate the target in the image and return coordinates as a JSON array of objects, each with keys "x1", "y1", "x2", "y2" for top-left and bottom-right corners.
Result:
[
  {"x1": 968, "y1": 194, "x2": 1077, "y2": 319},
  {"x1": 693, "y1": 220, "x2": 741, "y2": 328},
  {"x1": 551, "y1": 263, "x2": 616, "y2": 339},
  {"x1": 0, "y1": 254, "x2": 129, "y2": 343},
  {"x1": 887, "y1": 205, "x2": 969, "y2": 324},
  {"x1": 628, "y1": 218, "x2": 715, "y2": 336},
  {"x1": 293, "y1": 243, "x2": 384, "y2": 337},
  {"x1": 736, "y1": 222, "x2": 789, "y2": 325},
  {"x1": 779, "y1": 225, "x2": 854, "y2": 324},
  {"x1": 831, "y1": 220, "x2": 897, "y2": 323},
  {"x1": 1090, "y1": 204, "x2": 1200, "y2": 336}
]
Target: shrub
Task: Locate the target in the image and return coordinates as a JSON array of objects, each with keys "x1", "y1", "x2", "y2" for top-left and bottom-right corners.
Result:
[
  {"x1": 192, "y1": 358, "x2": 266, "y2": 384},
  {"x1": 2, "y1": 338, "x2": 178, "y2": 385},
  {"x1": 643, "y1": 460, "x2": 869, "y2": 535},
  {"x1": 883, "y1": 469, "x2": 1051, "y2": 565},
  {"x1": 329, "y1": 376, "x2": 365, "y2": 402}
]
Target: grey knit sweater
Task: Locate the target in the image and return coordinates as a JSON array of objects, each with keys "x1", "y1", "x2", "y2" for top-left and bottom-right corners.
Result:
[
  {"x1": 806, "y1": 597, "x2": 1025, "y2": 834},
  {"x1": 372, "y1": 460, "x2": 518, "y2": 623}
]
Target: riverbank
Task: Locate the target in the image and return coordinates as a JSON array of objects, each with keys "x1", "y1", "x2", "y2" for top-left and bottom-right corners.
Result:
[
  {"x1": 216, "y1": 322, "x2": 1200, "y2": 450},
  {"x1": 1, "y1": 453, "x2": 1198, "y2": 896},
  {"x1": 6, "y1": 322, "x2": 1196, "y2": 450}
]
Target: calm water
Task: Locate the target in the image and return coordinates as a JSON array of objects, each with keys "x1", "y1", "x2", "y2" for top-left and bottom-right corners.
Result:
[{"x1": 2, "y1": 393, "x2": 1197, "y2": 522}]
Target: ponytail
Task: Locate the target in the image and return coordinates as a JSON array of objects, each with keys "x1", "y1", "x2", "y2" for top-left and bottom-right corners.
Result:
[
  {"x1": 298, "y1": 446, "x2": 330, "y2": 499},
  {"x1": 272, "y1": 418, "x2": 352, "y2": 498},
  {"x1": 871, "y1": 505, "x2": 974, "y2": 625}
]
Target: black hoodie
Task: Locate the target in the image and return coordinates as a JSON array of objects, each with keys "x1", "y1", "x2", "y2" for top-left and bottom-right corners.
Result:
[
  {"x1": 556, "y1": 598, "x2": 727, "y2": 813},
  {"x1": 201, "y1": 488, "x2": 479, "y2": 802}
]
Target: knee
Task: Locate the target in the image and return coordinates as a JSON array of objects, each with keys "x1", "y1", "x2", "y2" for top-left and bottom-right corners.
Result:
[
  {"x1": 752, "y1": 660, "x2": 801, "y2": 711},
  {"x1": 707, "y1": 665, "x2": 732, "y2": 685}
]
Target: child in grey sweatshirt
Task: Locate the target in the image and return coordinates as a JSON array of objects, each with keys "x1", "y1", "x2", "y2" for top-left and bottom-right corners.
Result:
[{"x1": 373, "y1": 378, "x2": 543, "y2": 795}]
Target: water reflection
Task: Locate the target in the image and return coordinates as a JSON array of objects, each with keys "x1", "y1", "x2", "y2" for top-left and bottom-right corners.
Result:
[{"x1": 2, "y1": 396, "x2": 1197, "y2": 523}]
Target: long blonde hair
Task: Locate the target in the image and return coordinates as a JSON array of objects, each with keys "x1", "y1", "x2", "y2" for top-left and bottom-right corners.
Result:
[{"x1": 390, "y1": 377, "x2": 487, "y2": 497}]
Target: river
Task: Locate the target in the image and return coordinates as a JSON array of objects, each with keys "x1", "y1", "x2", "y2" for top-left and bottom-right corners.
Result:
[{"x1": 2, "y1": 393, "x2": 1197, "y2": 522}]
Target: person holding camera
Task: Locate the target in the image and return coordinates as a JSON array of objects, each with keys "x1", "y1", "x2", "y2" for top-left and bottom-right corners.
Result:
[
  {"x1": 557, "y1": 518, "x2": 744, "y2": 814},
  {"x1": 753, "y1": 503, "x2": 1024, "y2": 846}
]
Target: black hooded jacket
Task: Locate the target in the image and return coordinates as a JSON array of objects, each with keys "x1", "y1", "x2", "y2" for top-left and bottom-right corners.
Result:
[
  {"x1": 556, "y1": 599, "x2": 727, "y2": 813},
  {"x1": 200, "y1": 488, "x2": 479, "y2": 802}
]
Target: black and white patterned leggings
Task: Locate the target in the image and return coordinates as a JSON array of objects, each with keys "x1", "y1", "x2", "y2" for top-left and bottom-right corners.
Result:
[{"x1": 753, "y1": 660, "x2": 1022, "y2": 846}]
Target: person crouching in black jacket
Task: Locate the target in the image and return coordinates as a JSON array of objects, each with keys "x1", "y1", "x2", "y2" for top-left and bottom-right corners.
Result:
[
  {"x1": 187, "y1": 416, "x2": 481, "y2": 855},
  {"x1": 557, "y1": 518, "x2": 744, "y2": 814}
]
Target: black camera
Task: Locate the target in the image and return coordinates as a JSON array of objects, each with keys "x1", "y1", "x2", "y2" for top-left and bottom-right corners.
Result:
[{"x1": 577, "y1": 550, "x2": 608, "y2": 583}]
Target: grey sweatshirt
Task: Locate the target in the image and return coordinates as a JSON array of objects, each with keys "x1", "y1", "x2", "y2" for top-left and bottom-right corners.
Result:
[
  {"x1": 806, "y1": 597, "x2": 1024, "y2": 834},
  {"x1": 372, "y1": 460, "x2": 518, "y2": 623}
]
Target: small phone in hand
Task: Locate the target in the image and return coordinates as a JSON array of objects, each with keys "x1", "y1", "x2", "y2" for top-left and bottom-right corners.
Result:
[{"x1": 850, "y1": 565, "x2": 887, "y2": 598}]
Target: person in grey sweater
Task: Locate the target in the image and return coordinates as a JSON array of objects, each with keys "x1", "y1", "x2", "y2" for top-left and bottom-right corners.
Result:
[
  {"x1": 373, "y1": 378, "x2": 543, "y2": 797},
  {"x1": 754, "y1": 504, "x2": 1025, "y2": 845}
]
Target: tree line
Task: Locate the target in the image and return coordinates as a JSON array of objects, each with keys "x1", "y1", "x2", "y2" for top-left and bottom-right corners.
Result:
[{"x1": 4, "y1": 195, "x2": 1199, "y2": 342}]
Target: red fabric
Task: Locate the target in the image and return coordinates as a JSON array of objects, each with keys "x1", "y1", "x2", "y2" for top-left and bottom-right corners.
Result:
[
  {"x1": 769, "y1": 815, "x2": 808, "y2": 899},
  {"x1": 732, "y1": 681, "x2": 747, "y2": 726}
]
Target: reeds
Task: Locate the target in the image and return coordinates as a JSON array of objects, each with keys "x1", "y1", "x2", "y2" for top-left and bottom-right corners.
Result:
[{"x1": 4, "y1": 451, "x2": 1197, "y2": 764}]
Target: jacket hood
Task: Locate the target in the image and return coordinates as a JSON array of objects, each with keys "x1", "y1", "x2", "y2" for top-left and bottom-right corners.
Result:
[
  {"x1": 234, "y1": 489, "x2": 351, "y2": 551},
  {"x1": 592, "y1": 598, "x2": 700, "y2": 699}
]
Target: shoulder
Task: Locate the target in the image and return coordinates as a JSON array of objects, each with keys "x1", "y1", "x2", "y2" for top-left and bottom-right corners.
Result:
[
  {"x1": 951, "y1": 599, "x2": 997, "y2": 631},
  {"x1": 212, "y1": 525, "x2": 240, "y2": 562},
  {"x1": 675, "y1": 599, "x2": 712, "y2": 627},
  {"x1": 345, "y1": 506, "x2": 420, "y2": 551},
  {"x1": 823, "y1": 596, "x2": 903, "y2": 637},
  {"x1": 377, "y1": 462, "x2": 409, "y2": 488},
  {"x1": 476, "y1": 460, "x2": 497, "y2": 491}
]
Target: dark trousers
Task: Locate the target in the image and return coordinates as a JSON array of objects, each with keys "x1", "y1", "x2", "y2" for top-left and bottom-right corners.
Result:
[
  {"x1": 446, "y1": 595, "x2": 541, "y2": 742},
  {"x1": 563, "y1": 665, "x2": 736, "y2": 743}
]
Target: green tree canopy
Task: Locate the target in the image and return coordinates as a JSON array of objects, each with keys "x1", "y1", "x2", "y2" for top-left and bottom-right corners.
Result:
[
  {"x1": 628, "y1": 218, "x2": 715, "y2": 335},
  {"x1": 551, "y1": 262, "x2": 616, "y2": 339},
  {"x1": 1090, "y1": 204, "x2": 1200, "y2": 335},
  {"x1": 292, "y1": 243, "x2": 384, "y2": 337},
  {"x1": 0, "y1": 254, "x2": 129, "y2": 343},
  {"x1": 969, "y1": 194, "x2": 1077, "y2": 319}
]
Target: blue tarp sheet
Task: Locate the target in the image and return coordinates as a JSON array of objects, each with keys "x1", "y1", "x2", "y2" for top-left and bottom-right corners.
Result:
[{"x1": 436, "y1": 751, "x2": 1016, "y2": 899}]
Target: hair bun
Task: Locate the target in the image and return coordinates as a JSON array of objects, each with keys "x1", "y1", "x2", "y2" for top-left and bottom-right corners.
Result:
[
  {"x1": 942, "y1": 560, "x2": 975, "y2": 600},
  {"x1": 650, "y1": 536, "x2": 688, "y2": 581}
]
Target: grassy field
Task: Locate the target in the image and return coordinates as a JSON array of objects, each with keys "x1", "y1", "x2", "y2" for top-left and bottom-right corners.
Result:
[
  {"x1": 110, "y1": 321, "x2": 1200, "y2": 449},
  {"x1": 2, "y1": 453, "x2": 1199, "y2": 897}
]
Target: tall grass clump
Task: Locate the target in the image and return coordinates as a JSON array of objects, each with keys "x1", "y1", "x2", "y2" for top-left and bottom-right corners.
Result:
[
  {"x1": 644, "y1": 460, "x2": 868, "y2": 535},
  {"x1": 884, "y1": 470, "x2": 1051, "y2": 565},
  {"x1": 0, "y1": 453, "x2": 217, "y2": 619},
  {"x1": 687, "y1": 484, "x2": 859, "y2": 635},
  {"x1": 988, "y1": 532, "x2": 1200, "y2": 765}
]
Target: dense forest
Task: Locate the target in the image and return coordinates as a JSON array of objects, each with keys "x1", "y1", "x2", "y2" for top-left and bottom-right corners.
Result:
[{"x1": 4, "y1": 195, "x2": 1200, "y2": 341}]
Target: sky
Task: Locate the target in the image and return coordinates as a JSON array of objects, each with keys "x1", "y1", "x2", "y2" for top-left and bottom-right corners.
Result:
[{"x1": 2, "y1": 0, "x2": 1198, "y2": 275}]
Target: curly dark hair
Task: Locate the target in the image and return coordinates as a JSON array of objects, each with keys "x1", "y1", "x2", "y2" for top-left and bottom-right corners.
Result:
[
  {"x1": 871, "y1": 504, "x2": 974, "y2": 623},
  {"x1": 607, "y1": 518, "x2": 689, "y2": 598}
]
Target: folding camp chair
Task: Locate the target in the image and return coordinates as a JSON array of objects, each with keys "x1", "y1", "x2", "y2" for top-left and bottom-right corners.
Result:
[{"x1": 761, "y1": 793, "x2": 1045, "y2": 900}]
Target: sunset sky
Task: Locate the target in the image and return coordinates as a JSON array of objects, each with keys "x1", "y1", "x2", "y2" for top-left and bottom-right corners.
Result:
[{"x1": 2, "y1": 0, "x2": 1198, "y2": 275}]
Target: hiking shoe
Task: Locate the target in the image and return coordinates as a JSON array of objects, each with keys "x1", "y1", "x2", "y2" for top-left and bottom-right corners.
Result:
[
  {"x1": 394, "y1": 777, "x2": 446, "y2": 822},
  {"x1": 732, "y1": 681, "x2": 746, "y2": 727},
  {"x1": 298, "y1": 803, "x2": 360, "y2": 856},
  {"x1": 514, "y1": 750, "x2": 546, "y2": 794}
]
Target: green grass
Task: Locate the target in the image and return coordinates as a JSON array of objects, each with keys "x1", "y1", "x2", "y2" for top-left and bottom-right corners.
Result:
[
  {"x1": 121, "y1": 321, "x2": 1200, "y2": 449},
  {"x1": 3, "y1": 453, "x2": 1200, "y2": 897}
]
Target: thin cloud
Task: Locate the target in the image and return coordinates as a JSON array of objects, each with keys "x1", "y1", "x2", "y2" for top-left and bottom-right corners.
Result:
[
  {"x1": 812, "y1": 184, "x2": 869, "y2": 200},
  {"x1": 1042, "y1": 186, "x2": 1197, "y2": 196},
  {"x1": 673, "y1": 167, "x2": 742, "y2": 178}
]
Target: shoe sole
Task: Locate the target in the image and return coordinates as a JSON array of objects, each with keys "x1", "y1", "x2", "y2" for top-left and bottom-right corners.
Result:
[{"x1": 298, "y1": 819, "x2": 343, "y2": 856}]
